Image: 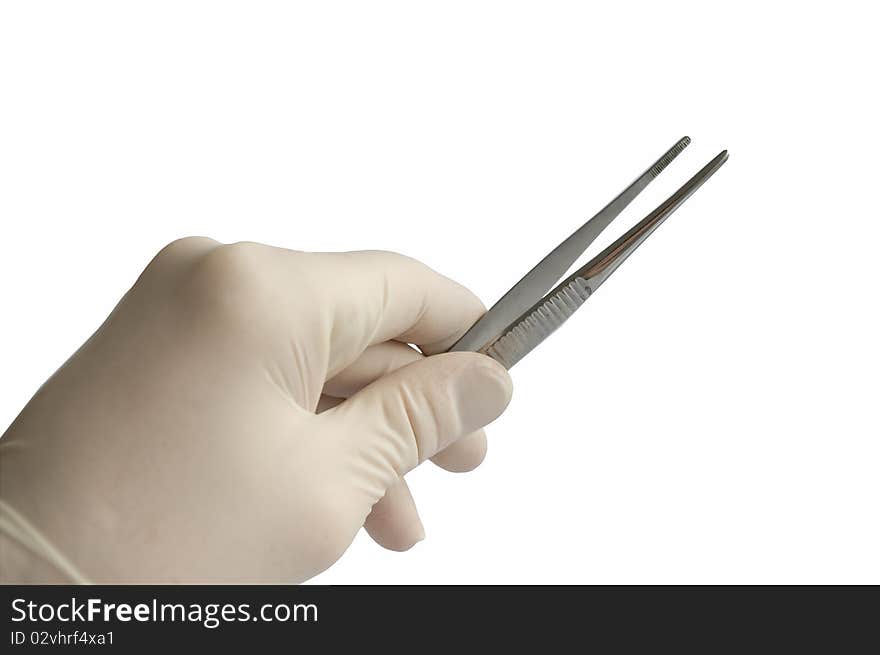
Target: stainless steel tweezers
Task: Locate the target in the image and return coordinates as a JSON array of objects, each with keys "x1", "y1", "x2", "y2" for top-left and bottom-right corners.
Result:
[{"x1": 447, "y1": 137, "x2": 728, "y2": 368}]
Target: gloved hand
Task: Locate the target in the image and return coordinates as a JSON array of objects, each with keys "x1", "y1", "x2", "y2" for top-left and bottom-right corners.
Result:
[{"x1": 0, "y1": 238, "x2": 512, "y2": 583}]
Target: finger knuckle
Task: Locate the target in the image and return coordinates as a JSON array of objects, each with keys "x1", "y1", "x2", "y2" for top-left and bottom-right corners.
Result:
[
  {"x1": 157, "y1": 235, "x2": 218, "y2": 259},
  {"x1": 182, "y1": 241, "x2": 272, "y2": 323},
  {"x1": 145, "y1": 236, "x2": 219, "y2": 273}
]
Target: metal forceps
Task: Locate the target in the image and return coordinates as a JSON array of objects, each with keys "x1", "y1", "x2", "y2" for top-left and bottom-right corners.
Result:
[{"x1": 447, "y1": 137, "x2": 728, "y2": 368}]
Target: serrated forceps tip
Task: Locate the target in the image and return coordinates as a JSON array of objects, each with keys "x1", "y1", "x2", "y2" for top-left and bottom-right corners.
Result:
[{"x1": 447, "y1": 138, "x2": 728, "y2": 369}]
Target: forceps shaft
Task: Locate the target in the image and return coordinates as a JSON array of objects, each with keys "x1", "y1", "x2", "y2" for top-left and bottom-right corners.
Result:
[
  {"x1": 449, "y1": 143, "x2": 729, "y2": 369},
  {"x1": 450, "y1": 136, "x2": 692, "y2": 354}
]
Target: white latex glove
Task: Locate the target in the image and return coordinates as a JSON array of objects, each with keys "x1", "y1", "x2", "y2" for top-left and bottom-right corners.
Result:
[{"x1": 0, "y1": 238, "x2": 512, "y2": 583}]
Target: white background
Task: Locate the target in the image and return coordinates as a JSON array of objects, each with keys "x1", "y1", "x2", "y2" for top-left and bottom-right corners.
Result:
[{"x1": 1, "y1": 2, "x2": 877, "y2": 584}]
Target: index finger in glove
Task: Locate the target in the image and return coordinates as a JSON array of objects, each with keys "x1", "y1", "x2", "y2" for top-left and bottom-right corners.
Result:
[{"x1": 295, "y1": 250, "x2": 486, "y2": 376}]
